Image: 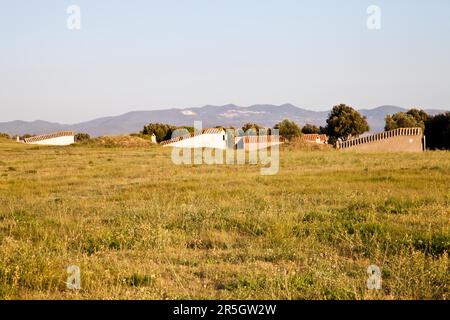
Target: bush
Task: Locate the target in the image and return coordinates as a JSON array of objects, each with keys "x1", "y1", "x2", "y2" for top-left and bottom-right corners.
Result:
[
  {"x1": 301, "y1": 124, "x2": 320, "y2": 134},
  {"x1": 86, "y1": 136, "x2": 152, "y2": 148},
  {"x1": 241, "y1": 123, "x2": 265, "y2": 135},
  {"x1": 274, "y1": 119, "x2": 302, "y2": 140},
  {"x1": 178, "y1": 126, "x2": 195, "y2": 134},
  {"x1": 75, "y1": 133, "x2": 91, "y2": 142},
  {"x1": 141, "y1": 123, "x2": 177, "y2": 143},
  {"x1": 0, "y1": 132, "x2": 10, "y2": 139},
  {"x1": 125, "y1": 273, "x2": 155, "y2": 287},
  {"x1": 413, "y1": 233, "x2": 450, "y2": 257}
]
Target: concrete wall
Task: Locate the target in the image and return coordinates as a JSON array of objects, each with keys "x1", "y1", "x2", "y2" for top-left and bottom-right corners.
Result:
[
  {"x1": 235, "y1": 136, "x2": 283, "y2": 151},
  {"x1": 28, "y1": 136, "x2": 75, "y2": 146},
  {"x1": 342, "y1": 135, "x2": 423, "y2": 152},
  {"x1": 163, "y1": 133, "x2": 227, "y2": 149},
  {"x1": 235, "y1": 137, "x2": 282, "y2": 151}
]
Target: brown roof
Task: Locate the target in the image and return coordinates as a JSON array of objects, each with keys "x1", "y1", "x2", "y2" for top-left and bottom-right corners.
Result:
[
  {"x1": 299, "y1": 134, "x2": 328, "y2": 142},
  {"x1": 24, "y1": 131, "x2": 74, "y2": 143},
  {"x1": 160, "y1": 128, "x2": 224, "y2": 146}
]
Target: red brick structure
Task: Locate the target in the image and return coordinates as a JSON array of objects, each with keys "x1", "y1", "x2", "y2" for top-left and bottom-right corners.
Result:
[{"x1": 299, "y1": 134, "x2": 328, "y2": 144}]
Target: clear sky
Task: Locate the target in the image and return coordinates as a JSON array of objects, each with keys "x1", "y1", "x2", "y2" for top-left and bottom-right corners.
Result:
[{"x1": 1, "y1": 0, "x2": 449, "y2": 123}]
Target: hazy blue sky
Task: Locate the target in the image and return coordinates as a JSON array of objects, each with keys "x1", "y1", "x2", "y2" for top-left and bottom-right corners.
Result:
[{"x1": 1, "y1": 0, "x2": 449, "y2": 123}]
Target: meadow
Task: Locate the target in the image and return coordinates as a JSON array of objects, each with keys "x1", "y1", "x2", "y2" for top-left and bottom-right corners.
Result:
[{"x1": 0, "y1": 137, "x2": 448, "y2": 299}]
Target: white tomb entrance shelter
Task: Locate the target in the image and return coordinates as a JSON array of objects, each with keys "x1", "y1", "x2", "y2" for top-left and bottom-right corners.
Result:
[
  {"x1": 160, "y1": 128, "x2": 227, "y2": 149},
  {"x1": 24, "y1": 131, "x2": 75, "y2": 146}
]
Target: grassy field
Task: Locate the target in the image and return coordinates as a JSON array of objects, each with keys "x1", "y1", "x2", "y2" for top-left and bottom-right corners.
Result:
[{"x1": 0, "y1": 137, "x2": 448, "y2": 300}]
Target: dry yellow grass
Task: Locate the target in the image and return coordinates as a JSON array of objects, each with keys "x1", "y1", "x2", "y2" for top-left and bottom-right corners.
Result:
[
  {"x1": 85, "y1": 135, "x2": 153, "y2": 148},
  {"x1": 0, "y1": 138, "x2": 448, "y2": 299}
]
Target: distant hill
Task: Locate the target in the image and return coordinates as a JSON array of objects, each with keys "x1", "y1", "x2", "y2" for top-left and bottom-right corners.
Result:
[{"x1": 0, "y1": 104, "x2": 446, "y2": 137}]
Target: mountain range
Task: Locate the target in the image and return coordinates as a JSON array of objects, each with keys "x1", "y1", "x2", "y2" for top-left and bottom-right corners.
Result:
[{"x1": 0, "y1": 104, "x2": 446, "y2": 137}]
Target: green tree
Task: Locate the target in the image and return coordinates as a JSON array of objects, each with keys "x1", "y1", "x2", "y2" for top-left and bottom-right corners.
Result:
[
  {"x1": 385, "y1": 113, "x2": 417, "y2": 131},
  {"x1": 407, "y1": 108, "x2": 429, "y2": 123},
  {"x1": 0, "y1": 132, "x2": 10, "y2": 139},
  {"x1": 141, "y1": 123, "x2": 177, "y2": 143},
  {"x1": 425, "y1": 112, "x2": 450, "y2": 150},
  {"x1": 177, "y1": 126, "x2": 195, "y2": 134},
  {"x1": 385, "y1": 108, "x2": 428, "y2": 131},
  {"x1": 242, "y1": 123, "x2": 264, "y2": 135},
  {"x1": 274, "y1": 119, "x2": 302, "y2": 140},
  {"x1": 301, "y1": 123, "x2": 320, "y2": 134},
  {"x1": 325, "y1": 104, "x2": 369, "y2": 143}
]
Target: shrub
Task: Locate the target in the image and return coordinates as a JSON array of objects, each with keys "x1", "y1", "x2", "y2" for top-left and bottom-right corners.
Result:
[
  {"x1": 178, "y1": 126, "x2": 194, "y2": 134},
  {"x1": 274, "y1": 119, "x2": 302, "y2": 140},
  {"x1": 301, "y1": 124, "x2": 320, "y2": 134},
  {"x1": 141, "y1": 123, "x2": 176, "y2": 143},
  {"x1": 413, "y1": 233, "x2": 450, "y2": 257},
  {"x1": 75, "y1": 133, "x2": 91, "y2": 142},
  {"x1": 242, "y1": 123, "x2": 264, "y2": 135},
  {"x1": 125, "y1": 273, "x2": 155, "y2": 287}
]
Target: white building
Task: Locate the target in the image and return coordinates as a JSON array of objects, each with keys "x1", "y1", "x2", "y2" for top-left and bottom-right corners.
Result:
[
  {"x1": 24, "y1": 131, "x2": 75, "y2": 146},
  {"x1": 161, "y1": 128, "x2": 282, "y2": 150},
  {"x1": 161, "y1": 128, "x2": 227, "y2": 149}
]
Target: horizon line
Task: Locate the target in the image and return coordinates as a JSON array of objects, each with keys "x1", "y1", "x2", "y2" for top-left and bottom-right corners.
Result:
[{"x1": 2, "y1": 104, "x2": 448, "y2": 125}]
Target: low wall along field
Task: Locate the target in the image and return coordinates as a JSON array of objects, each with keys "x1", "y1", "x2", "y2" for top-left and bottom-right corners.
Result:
[
  {"x1": 338, "y1": 128, "x2": 424, "y2": 152},
  {"x1": 343, "y1": 135, "x2": 423, "y2": 152},
  {"x1": 0, "y1": 139, "x2": 448, "y2": 299}
]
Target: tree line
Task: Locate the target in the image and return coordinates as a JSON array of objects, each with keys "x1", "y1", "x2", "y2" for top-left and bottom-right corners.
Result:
[
  {"x1": 249, "y1": 104, "x2": 450, "y2": 150},
  {"x1": 2, "y1": 105, "x2": 449, "y2": 149},
  {"x1": 138, "y1": 104, "x2": 450, "y2": 150},
  {"x1": 139, "y1": 121, "x2": 321, "y2": 143},
  {"x1": 384, "y1": 108, "x2": 450, "y2": 150}
]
